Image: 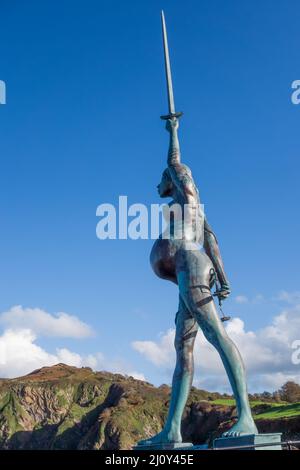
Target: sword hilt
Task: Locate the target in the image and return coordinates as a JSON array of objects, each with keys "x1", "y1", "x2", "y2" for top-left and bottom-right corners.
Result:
[
  {"x1": 160, "y1": 111, "x2": 183, "y2": 120},
  {"x1": 213, "y1": 290, "x2": 231, "y2": 322}
]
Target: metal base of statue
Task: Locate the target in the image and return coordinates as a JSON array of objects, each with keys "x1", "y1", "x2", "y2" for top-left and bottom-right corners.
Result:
[
  {"x1": 133, "y1": 442, "x2": 194, "y2": 451},
  {"x1": 133, "y1": 434, "x2": 282, "y2": 451},
  {"x1": 213, "y1": 433, "x2": 283, "y2": 451}
]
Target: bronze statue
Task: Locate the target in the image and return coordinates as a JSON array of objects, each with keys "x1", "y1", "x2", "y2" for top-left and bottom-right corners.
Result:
[{"x1": 137, "y1": 11, "x2": 257, "y2": 447}]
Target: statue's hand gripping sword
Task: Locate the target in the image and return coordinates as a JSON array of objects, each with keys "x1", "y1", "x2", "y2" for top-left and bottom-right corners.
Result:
[{"x1": 160, "y1": 11, "x2": 183, "y2": 121}]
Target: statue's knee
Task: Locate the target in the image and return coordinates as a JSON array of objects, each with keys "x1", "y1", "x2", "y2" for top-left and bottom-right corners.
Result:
[
  {"x1": 175, "y1": 350, "x2": 193, "y2": 375},
  {"x1": 174, "y1": 329, "x2": 197, "y2": 352},
  {"x1": 202, "y1": 323, "x2": 227, "y2": 347},
  {"x1": 174, "y1": 337, "x2": 194, "y2": 361},
  {"x1": 175, "y1": 337, "x2": 191, "y2": 352}
]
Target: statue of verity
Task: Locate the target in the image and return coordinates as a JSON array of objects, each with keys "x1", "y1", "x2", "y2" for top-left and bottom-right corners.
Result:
[{"x1": 137, "y1": 11, "x2": 258, "y2": 447}]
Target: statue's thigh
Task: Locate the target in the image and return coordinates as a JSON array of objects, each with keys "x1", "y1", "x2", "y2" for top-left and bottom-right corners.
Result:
[
  {"x1": 174, "y1": 296, "x2": 198, "y2": 349},
  {"x1": 178, "y1": 281, "x2": 222, "y2": 331}
]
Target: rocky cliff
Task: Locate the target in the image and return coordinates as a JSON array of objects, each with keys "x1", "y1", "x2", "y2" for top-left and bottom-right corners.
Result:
[{"x1": 0, "y1": 364, "x2": 299, "y2": 449}]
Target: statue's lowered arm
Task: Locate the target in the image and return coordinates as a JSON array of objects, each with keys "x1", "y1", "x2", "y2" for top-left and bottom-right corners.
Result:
[{"x1": 204, "y1": 218, "x2": 231, "y2": 298}]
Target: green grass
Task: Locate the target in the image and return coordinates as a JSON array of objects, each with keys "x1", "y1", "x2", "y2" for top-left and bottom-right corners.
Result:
[
  {"x1": 254, "y1": 403, "x2": 300, "y2": 420},
  {"x1": 211, "y1": 398, "x2": 276, "y2": 406},
  {"x1": 211, "y1": 398, "x2": 300, "y2": 420},
  {"x1": 212, "y1": 398, "x2": 286, "y2": 407},
  {"x1": 211, "y1": 398, "x2": 235, "y2": 406}
]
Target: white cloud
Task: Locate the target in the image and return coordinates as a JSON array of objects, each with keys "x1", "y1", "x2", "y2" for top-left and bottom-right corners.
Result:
[
  {"x1": 126, "y1": 371, "x2": 146, "y2": 381},
  {"x1": 234, "y1": 294, "x2": 264, "y2": 304},
  {"x1": 0, "y1": 305, "x2": 93, "y2": 338},
  {"x1": 253, "y1": 294, "x2": 264, "y2": 304},
  {"x1": 132, "y1": 305, "x2": 300, "y2": 392},
  {"x1": 0, "y1": 327, "x2": 145, "y2": 381},
  {"x1": 93, "y1": 353, "x2": 146, "y2": 381},
  {"x1": 0, "y1": 328, "x2": 93, "y2": 378},
  {"x1": 276, "y1": 290, "x2": 300, "y2": 305},
  {"x1": 0, "y1": 306, "x2": 145, "y2": 382},
  {"x1": 234, "y1": 295, "x2": 249, "y2": 304},
  {"x1": 133, "y1": 329, "x2": 175, "y2": 367}
]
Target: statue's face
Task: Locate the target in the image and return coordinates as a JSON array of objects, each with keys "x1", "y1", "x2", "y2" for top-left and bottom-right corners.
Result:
[{"x1": 157, "y1": 169, "x2": 173, "y2": 198}]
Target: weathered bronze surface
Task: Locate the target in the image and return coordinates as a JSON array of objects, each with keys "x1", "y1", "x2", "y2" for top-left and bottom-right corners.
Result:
[{"x1": 137, "y1": 12, "x2": 258, "y2": 447}]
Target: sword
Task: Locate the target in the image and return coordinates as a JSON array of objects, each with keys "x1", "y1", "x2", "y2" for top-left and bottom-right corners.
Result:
[
  {"x1": 160, "y1": 11, "x2": 183, "y2": 121},
  {"x1": 213, "y1": 281, "x2": 232, "y2": 322}
]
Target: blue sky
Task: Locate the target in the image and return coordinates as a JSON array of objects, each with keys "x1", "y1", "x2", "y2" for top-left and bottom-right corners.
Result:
[{"x1": 0, "y1": 0, "x2": 299, "y2": 391}]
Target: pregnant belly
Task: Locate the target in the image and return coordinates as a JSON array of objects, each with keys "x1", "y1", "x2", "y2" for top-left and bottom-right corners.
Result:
[{"x1": 150, "y1": 238, "x2": 178, "y2": 283}]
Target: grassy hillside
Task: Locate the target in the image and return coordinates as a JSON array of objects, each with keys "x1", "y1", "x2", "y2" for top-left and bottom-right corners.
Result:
[
  {"x1": 0, "y1": 364, "x2": 299, "y2": 449},
  {"x1": 212, "y1": 398, "x2": 300, "y2": 419}
]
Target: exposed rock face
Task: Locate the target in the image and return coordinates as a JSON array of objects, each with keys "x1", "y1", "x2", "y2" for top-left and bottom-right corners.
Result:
[
  {"x1": 0, "y1": 364, "x2": 299, "y2": 449},
  {"x1": 0, "y1": 364, "x2": 166, "y2": 450},
  {"x1": 182, "y1": 401, "x2": 236, "y2": 445}
]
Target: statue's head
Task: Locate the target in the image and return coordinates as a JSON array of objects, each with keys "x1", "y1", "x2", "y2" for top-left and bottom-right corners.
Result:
[{"x1": 157, "y1": 168, "x2": 173, "y2": 198}]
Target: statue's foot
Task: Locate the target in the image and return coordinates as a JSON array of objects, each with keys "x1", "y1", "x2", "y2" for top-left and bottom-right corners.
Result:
[
  {"x1": 222, "y1": 416, "x2": 258, "y2": 438},
  {"x1": 137, "y1": 429, "x2": 182, "y2": 447}
]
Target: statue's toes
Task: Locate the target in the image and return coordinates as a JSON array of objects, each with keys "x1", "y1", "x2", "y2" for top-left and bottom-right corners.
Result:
[{"x1": 222, "y1": 430, "x2": 241, "y2": 438}]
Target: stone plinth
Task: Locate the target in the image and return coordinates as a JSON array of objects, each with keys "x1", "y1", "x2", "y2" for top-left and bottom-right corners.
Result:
[
  {"x1": 133, "y1": 442, "x2": 193, "y2": 451},
  {"x1": 213, "y1": 433, "x2": 282, "y2": 451}
]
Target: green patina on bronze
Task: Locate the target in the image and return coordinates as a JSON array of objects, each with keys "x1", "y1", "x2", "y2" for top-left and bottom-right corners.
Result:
[{"x1": 136, "y1": 11, "x2": 258, "y2": 448}]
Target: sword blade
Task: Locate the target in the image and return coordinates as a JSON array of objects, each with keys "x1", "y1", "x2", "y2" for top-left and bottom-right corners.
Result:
[{"x1": 161, "y1": 11, "x2": 175, "y2": 116}]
